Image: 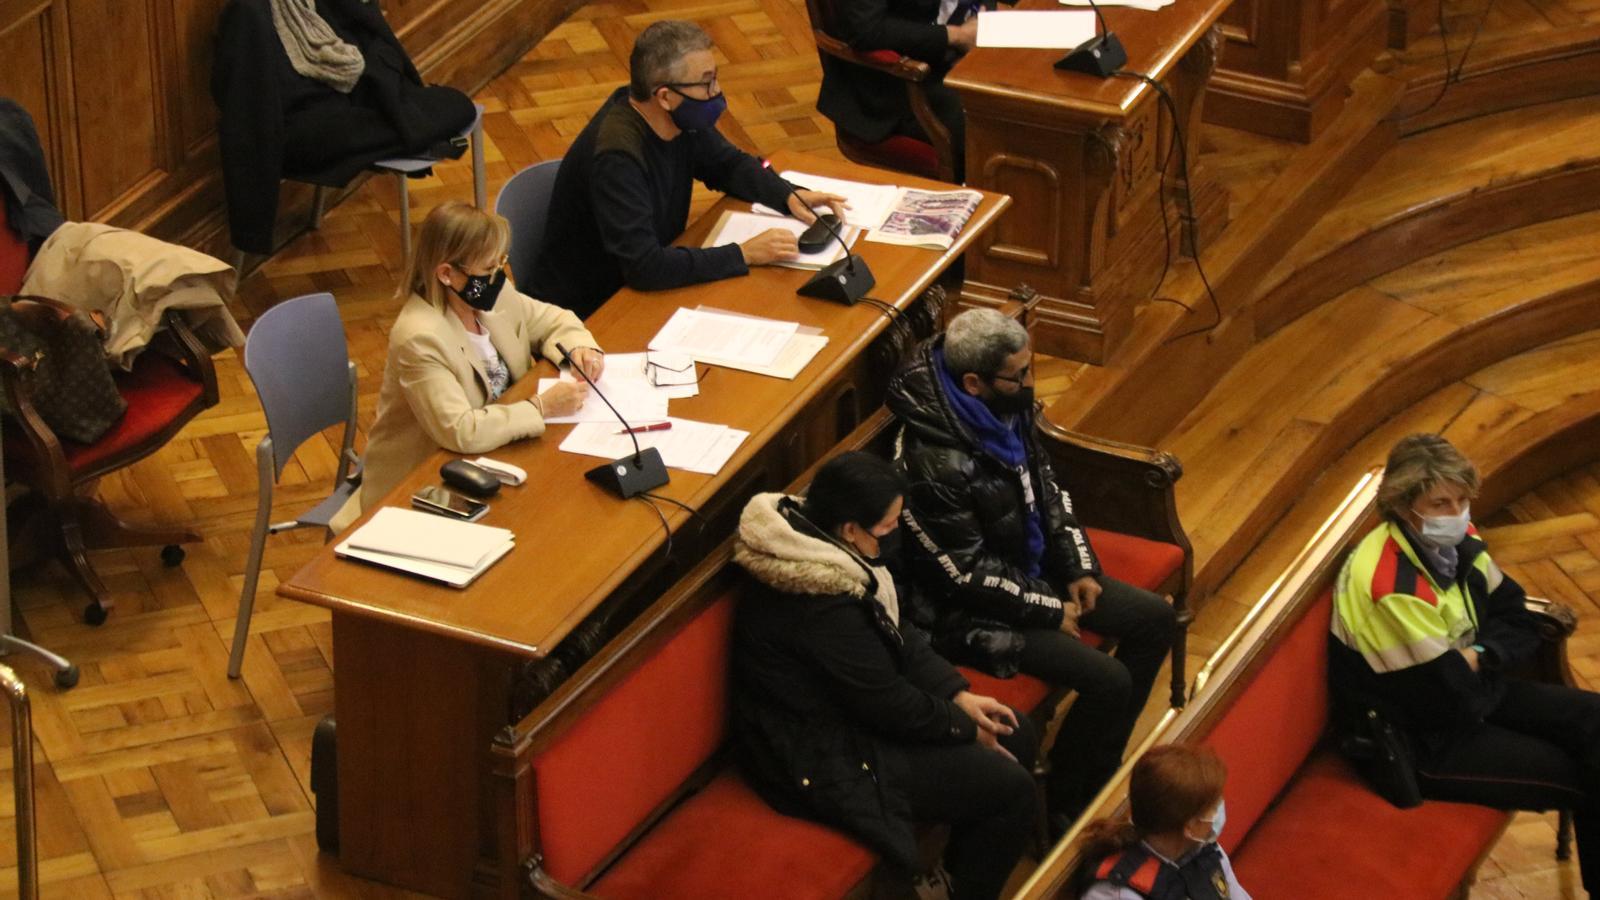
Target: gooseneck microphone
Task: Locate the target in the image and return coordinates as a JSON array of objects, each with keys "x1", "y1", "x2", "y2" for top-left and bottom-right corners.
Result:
[
  {"x1": 554, "y1": 342, "x2": 669, "y2": 499},
  {"x1": 761, "y1": 160, "x2": 876, "y2": 305},
  {"x1": 1053, "y1": 0, "x2": 1126, "y2": 77}
]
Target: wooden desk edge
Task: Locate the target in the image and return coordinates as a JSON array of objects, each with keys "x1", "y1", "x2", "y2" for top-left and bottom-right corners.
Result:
[{"x1": 274, "y1": 165, "x2": 1012, "y2": 658}]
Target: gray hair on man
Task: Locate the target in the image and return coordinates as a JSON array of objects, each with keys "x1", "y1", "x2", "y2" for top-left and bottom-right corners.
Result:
[
  {"x1": 629, "y1": 21, "x2": 713, "y2": 101},
  {"x1": 943, "y1": 308, "x2": 1029, "y2": 378}
]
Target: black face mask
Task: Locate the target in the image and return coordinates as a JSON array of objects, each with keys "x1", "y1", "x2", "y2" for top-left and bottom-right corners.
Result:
[
  {"x1": 985, "y1": 384, "x2": 1035, "y2": 418},
  {"x1": 453, "y1": 267, "x2": 508, "y2": 311},
  {"x1": 864, "y1": 525, "x2": 903, "y2": 565}
]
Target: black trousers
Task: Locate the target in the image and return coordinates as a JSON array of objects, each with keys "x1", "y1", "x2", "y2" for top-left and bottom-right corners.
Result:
[
  {"x1": 1018, "y1": 576, "x2": 1176, "y2": 814},
  {"x1": 896, "y1": 708, "x2": 1039, "y2": 900},
  {"x1": 1415, "y1": 678, "x2": 1600, "y2": 893}
]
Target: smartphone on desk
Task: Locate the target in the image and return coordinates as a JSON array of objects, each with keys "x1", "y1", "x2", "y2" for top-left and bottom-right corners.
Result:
[{"x1": 411, "y1": 484, "x2": 489, "y2": 522}]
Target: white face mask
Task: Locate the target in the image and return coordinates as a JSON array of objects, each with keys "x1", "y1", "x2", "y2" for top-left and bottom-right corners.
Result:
[
  {"x1": 1185, "y1": 800, "x2": 1225, "y2": 845},
  {"x1": 1416, "y1": 504, "x2": 1470, "y2": 546}
]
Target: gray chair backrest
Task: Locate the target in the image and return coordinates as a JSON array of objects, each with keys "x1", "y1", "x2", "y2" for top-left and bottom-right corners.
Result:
[
  {"x1": 496, "y1": 159, "x2": 563, "y2": 289},
  {"x1": 244, "y1": 292, "x2": 353, "y2": 478}
]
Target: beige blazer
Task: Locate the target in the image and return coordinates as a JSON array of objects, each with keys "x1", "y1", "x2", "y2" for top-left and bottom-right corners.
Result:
[{"x1": 338, "y1": 285, "x2": 597, "y2": 530}]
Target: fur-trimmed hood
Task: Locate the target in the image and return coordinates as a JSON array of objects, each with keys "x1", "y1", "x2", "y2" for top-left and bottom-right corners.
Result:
[{"x1": 734, "y1": 492, "x2": 899, "y2": 625}]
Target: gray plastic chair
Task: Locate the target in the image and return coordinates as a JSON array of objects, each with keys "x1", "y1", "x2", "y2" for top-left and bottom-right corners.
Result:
[
  {"x1": 228, "y1": 292, "x2": 361, "y2": 678},
  {"x1": 495, "y1": 158, "x2": 563, "y2": 288},
  {"x1": 372, "y1": 102, "x2": 488, "y2": 263}
]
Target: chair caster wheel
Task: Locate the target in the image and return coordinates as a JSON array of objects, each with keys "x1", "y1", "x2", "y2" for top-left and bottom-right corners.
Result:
[
  {"x1": 161, "y1": 545, "x2": 186, "y2": 567},
  {"x1": 83, "y1": 603, "x2": 108, "y2": 626},
  {"x1": 55, "y1": 665, "x2": 80, "y2": 689}
]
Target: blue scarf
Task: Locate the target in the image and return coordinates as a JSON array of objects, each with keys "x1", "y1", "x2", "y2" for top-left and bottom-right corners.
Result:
[{"x1": 934, "y1": 349, "x2": 1046, "y2": 576}]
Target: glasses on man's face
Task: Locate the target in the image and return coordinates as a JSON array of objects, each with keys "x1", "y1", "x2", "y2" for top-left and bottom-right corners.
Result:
[
  {"x1": 662, "y1": 75, "x2": 721, "y2": 99},
  {"x1": 987, "y1": 360, "x2": 1032, "y2": 387}
]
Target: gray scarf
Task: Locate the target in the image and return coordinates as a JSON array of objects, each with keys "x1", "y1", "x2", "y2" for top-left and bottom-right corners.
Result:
[{"x1": 269, "y1": 0, "x2": 365, "y2": 94}]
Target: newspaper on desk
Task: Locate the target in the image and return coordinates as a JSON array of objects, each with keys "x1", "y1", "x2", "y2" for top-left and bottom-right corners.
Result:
[
  {"x1": 866, "y1": 188, "x2": 984, "y2": 251},
  {"x1": 559, "y1": 417, "x2": 749, "y2": 476}
]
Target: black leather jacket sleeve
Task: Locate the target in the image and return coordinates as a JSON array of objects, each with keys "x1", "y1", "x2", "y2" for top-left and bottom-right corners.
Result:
[
  {"x1": 1031, "y1": 434, "x2": 1102, "y2": 583},
  {"x1": 900, "y1": 449, "x2": 1069, "y2": 630}
]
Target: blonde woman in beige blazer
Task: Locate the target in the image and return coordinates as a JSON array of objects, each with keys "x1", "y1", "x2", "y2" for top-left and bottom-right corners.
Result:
[{"x1": 338, "y1": 201, "x2": 602, "y2": 529}]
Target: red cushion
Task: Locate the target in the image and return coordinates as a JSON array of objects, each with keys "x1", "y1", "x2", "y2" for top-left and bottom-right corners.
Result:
[
  {"x1": 4, "y1": 350, "x2": 205, "y2": 479},
  {"x1": 532, "y1": 597, "x2": 736, "y2": 886},
  {"x1": 1202, "y1": 589, "x2": 1333, "y2": 852},
  {"x1": 1231, "y1": 751, "x2": 1507, "y2": 899},
  {"x1": 589, "y1": 770, "x2": 877, "y2": 900},
  {"x1": 837, "y1": 133, "x2": 941, "y2": 181},
  {"x1": 863, "y1": 49, "x2": 902, "y2": 65},
  {"x1": 958, "y1": 667, "x2": 1052, "y2": 713},
  {"x1": 1085, "y1": 528, "x2": 1184, "y2": 593},
  {"x1": 0, "y1": 202, "x2": 31, "y2": 295}
]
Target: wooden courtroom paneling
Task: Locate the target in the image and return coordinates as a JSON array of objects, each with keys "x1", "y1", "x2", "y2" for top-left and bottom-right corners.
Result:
[
  {"x1": 0, "y1": 0, "x2": 581, "y2": 255},
  {"x1": 1206, "y1": 0, "x2": 1389, "y2": 141}
]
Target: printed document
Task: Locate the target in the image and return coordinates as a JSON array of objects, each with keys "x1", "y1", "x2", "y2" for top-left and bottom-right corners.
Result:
[
  {"x1": 976, "y1": 9, "x2": 1096, "y2": 48},
  {"x1": 703, "y1": 211, "x2": 858, "y2": 270},
  {"x1": 649, "y1": 308, "x2": 799, "y2": 369},
  {"x1": 559, "y1": 417, "x2": 750, "y2": 475},
  {"x1": 751, "y1": 172, "x2": 903, "y2": 229}
]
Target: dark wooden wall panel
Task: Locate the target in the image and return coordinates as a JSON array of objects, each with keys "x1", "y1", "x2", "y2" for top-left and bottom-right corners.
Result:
[{"x1": 0, "y1": 0, "x2": 571, "y2": 256}]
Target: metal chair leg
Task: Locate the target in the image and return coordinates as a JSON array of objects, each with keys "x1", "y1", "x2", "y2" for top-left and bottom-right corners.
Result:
[
  {"x1": 1557, "y1": 808, "x2": 1574, "y2": 861},
  {"x1": 0, "y1": 665, "x2": 38, "y2": 900},
  {"x1": 471, "y1": 114, "x2": 487, "y2": 209},
  {"x1": 229, "y1": 445, "x2": 277, "y2": 679},
  {"x1": 311, "y1": 185, "x2": 327, "y2": 230},
  {"x1": 397, "y1": 174, "x2": 412, "y2": 262}
]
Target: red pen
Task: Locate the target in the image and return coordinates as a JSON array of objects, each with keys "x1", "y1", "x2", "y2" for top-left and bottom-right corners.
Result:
[{"x1": 616, "y1": 422, "x2": 672, "y2": 436}]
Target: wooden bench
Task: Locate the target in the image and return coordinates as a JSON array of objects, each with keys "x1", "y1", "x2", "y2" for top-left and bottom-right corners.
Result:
[
  {"x1": 481, "y1": 410, "x2": 1195, "y2": 898},
  {"x1": 1015, "y1": 472, "x2": 1580, "y2": 899}
]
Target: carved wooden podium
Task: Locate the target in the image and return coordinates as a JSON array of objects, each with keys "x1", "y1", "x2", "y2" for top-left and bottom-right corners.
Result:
[{"x1": 948, "y1": 0, "x2": 1233, "y2": 363}]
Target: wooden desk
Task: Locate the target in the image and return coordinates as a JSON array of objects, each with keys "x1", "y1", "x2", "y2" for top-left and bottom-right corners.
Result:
[
  {"x1": 277, "y1": 150, "x2": 1008, "y2": 897},
  {"x1": 948, "y1": 0, "x2": 1232, "y2": 364}
]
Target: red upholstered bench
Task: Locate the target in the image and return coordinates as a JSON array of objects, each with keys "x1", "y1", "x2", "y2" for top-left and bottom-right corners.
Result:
[
  {"x1": 1022, "y1": 476, "x2": 1577, "y2": 900},
  {"x1": 1204, "y1": 588, "x2": 1511, "y2": 899}
]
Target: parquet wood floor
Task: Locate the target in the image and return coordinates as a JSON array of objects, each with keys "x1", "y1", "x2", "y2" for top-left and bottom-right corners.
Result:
[{"x1": 3, "y1": 0, "x2": 1597, "y2": 896}]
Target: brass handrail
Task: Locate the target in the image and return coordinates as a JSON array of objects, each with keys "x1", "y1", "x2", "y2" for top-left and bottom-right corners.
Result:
[{"x1": 0, "y1": 664, "x2": 37, "y2": 900}]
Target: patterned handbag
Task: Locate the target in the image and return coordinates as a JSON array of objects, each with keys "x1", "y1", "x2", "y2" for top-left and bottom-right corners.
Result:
[{"x1": 0, "y1": 294, "x2": 127, "y2": 444}]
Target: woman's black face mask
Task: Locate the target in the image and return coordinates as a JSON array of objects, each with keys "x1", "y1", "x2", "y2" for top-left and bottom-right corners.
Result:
[{"x1": 453, "y1": 267, "x2": 508, "y2": 311}]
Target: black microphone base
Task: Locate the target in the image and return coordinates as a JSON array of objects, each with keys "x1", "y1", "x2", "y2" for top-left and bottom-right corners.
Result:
[
  {"x1": 585, "y1": 447, "x2": 669, "y2": 499},
  {"x1": 1054, "y1": 32, "x2": 1126, "y2": 77},
  {"x1": 797, "y1": 255, "x2": 876, "y2": 305}
]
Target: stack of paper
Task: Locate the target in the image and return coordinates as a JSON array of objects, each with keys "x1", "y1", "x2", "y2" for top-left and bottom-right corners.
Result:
[
  {"x1": 649, "y1": 307, "x2": 827, "y2": 380},
  {"x1": 1060, "y1": 0, "x2": 1171, "y2": 9},
  {"x1": 703, "y1": 211, "x2": 859, "y2": 271},
  {"x1": 336, "y1": 507, "x2": 514, "y2": 587},
  {"x1": 538, "y1": 358, "x2": 674, "y2": 424},
  {"x1": 976, "y1": 9, "x2": 1095, "y2": 48},
  {"x1": 752, "y1": 172, "x2": 903, "y2": 229},
  {"x1": 559, "y1": 417, "x2": 749, "y2": 476}
]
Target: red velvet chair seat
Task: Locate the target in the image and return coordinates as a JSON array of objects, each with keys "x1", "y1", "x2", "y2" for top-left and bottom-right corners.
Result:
[
  {"x1": 1231, "y1": 751, "x2": 1506, "y2": 899},
  {"x1": 589, "y1": 769, "x2": 877, "y2": 900},
  {"x1": 1085, "y1": 527, "x2": 1185, "y2": 593},
  {"x1": 0, "y1": 203, "x2": 29, "y2": 294},
  {"x1": 3, "y1": 351, "x2": 205, "y2": 480},
  {"x1": 834, "y1": 133, "x2": 941, "y2": 182}
]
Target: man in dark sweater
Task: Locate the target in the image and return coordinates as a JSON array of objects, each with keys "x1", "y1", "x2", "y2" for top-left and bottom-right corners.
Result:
[{"x1": 530, "y1": 20, "x2": 846, "y2": 319}]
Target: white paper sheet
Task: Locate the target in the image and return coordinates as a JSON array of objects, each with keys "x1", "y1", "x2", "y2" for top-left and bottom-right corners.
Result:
[
  {"x1": 976, "y1": 9, "x2": 1096, "y2": 48},
  {"x1": 751, "y1": 171, "x2": 904, "y2": 230},
  {"x1": 536, "y1": 376, "x2": 670, "y2": 424},
  {"x1": 705, "y1": 211, "x2": 858, "y2": 270},
  {"x1": 559, "y1": 418, "x2": 749, "y2": 475},
  {"x1": 648, "y1": 308, "x2": 799, "y2": 369},
  {"x1": 1060, "y1": 0, "x2": 1171, "y2": 9}
]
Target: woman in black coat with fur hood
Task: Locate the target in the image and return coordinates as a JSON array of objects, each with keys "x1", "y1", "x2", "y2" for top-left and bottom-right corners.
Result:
[{"x1": 730, "y1": 451, "x2": 1038, "y2": 900}]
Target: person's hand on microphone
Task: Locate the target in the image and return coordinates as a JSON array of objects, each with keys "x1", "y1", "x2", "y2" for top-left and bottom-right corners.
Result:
[
  {"x1": 538, "y1": 381, "x2": 588, "y2": 418},
  {"x1": 786, "y1": 190, "x2": 850, "y2": 224},
  {"x1": 740, "y1": 228, "x2": 801, "y2": 266}
]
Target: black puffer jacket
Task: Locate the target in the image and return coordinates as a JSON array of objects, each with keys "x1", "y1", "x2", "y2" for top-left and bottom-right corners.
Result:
[
  {"x1": 887, "y1": 336, "x2": 1100, "y2": 675},
  {"x1": 731, "y1": 493, "x2": 975, "y2": 871}
]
